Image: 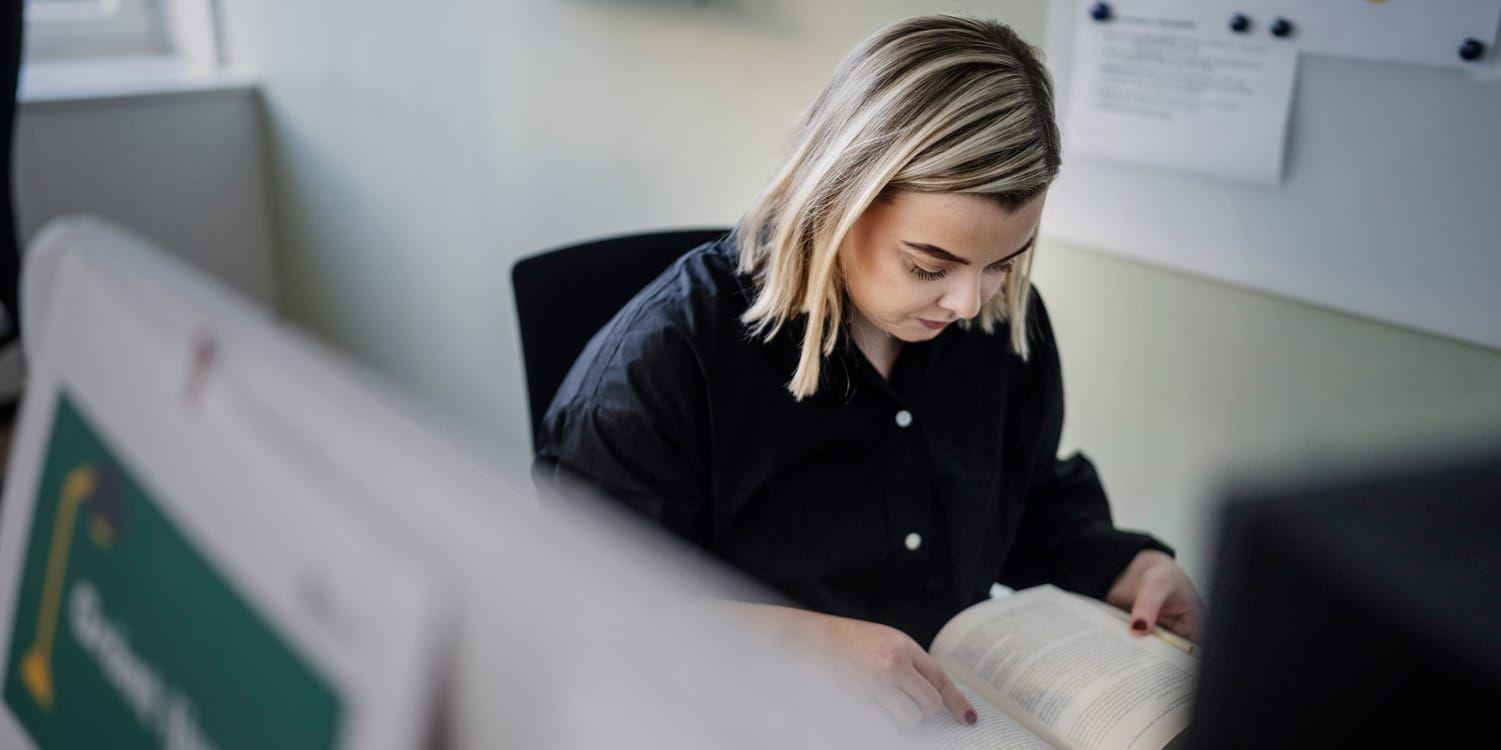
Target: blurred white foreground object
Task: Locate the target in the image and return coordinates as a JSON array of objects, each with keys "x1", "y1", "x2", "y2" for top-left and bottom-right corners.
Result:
[{"x1": 0, "y1": 216, "x2": 914, "y2": 750}]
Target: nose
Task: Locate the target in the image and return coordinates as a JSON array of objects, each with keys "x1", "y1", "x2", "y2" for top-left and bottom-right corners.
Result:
[{"x1": 938, "y1": 273, "x2": 985, "y2": 320}]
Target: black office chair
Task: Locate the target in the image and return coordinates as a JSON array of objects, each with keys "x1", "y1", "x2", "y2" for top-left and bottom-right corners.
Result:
[{"x1": 512, "y1": 228, "x2": 730, "y2": 450}]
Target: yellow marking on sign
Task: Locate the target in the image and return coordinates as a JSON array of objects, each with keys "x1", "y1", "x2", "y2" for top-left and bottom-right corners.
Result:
[{"x1": 18, "y1": 466, "x2": 115, "y2": 711}]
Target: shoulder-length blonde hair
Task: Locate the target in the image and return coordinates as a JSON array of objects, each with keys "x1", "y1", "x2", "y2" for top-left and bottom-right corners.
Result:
[{"x1": 735, "y1": 15, "x2": 1062, "y2": 400}]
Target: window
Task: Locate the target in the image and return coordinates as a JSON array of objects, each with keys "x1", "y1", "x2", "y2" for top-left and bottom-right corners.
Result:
[
  {"x1": 21, "y1": 0, "x2": 225, "y2": 99},
  {"x1": 23, "y1": 0, "x2": 219, "y2": 69}
]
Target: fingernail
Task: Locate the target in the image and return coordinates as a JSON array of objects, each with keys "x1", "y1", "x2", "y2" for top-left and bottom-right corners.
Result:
[
  {"x1": 1131, "y1": 618, "x2": 1148, "y2": 632},
  {"x1": 965, "y1": 709, "x2": 977, "y2": 725}
]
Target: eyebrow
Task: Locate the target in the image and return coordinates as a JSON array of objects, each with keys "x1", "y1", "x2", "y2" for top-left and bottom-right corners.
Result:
[{"x1": 902, "y1": 237, "x2": 1035, "y2": 267}]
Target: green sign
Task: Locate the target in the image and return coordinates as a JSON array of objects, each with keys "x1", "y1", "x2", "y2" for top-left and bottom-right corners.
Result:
[{"x1": 4, "y1": 393, "x2": 342, "y2": 749}]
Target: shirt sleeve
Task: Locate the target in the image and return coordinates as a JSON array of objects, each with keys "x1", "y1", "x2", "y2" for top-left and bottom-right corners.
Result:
[
  {"x1": 531, "y1": 317, "x2": 711, "y2": 548},
  {"x1": 997, "y1": 290, "x2": 1174, "y2": 599}
]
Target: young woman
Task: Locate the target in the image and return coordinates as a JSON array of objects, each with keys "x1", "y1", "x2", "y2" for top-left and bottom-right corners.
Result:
[{"x1": 534, "y1": 15, "x2": 1204, "y2": 729}]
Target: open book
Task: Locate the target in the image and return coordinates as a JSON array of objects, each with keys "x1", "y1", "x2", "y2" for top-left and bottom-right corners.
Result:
[{"x1": 918, "y1": 586, "x2": 1194, "y2": 750}]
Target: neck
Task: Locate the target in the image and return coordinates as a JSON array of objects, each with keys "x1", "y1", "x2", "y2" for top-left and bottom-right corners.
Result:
[{"x1": 848, "y1": 310, "x2": 901, "y2": 380}]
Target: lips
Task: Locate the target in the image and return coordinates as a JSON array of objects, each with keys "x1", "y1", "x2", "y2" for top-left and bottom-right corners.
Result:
[{"x1": 918, "y1": 318, "x2": 952, "y2": 331}]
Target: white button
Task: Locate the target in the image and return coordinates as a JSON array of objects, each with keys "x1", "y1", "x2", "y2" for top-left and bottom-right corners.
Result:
[
  {"x1": 894, "y1": 410, "x2": 913, "y2": 428},
  {"x1": 904, "y1": 532, "x2": 923, "y2": 551}
]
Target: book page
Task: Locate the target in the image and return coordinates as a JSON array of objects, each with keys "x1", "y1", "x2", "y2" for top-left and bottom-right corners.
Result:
[
  {"x1": 930, "y1": 586, "x2": 1193, "y2": 750},
  {"x1": 911, "y1": 682, "x2": 1055, "y2": 749}
]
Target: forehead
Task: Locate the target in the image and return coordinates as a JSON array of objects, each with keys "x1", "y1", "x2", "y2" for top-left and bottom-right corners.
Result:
[{"x1": 879, "y1": 190, "x2": 1043, "y2": 263}]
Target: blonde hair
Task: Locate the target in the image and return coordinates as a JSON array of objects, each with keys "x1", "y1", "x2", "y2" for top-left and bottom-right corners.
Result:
[{"x1": 735, "y1": 15, "x2": 1062, "y2": 399}]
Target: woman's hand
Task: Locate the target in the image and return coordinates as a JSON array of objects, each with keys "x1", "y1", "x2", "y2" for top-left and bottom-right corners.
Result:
[
  {"x1": 714, "y1": 602, "x2": 977, "y2": 729},
  {"x1": 1105, "y1": 549, "x2": 1206, "y2": 642}
]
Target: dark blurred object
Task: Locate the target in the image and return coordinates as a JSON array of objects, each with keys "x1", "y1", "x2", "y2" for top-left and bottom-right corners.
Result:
[
  {"x1": 0, "y1": 0, "x2": 23, "y2": 474},
  {"x1": 1188, "y1": 449, "x2": 1501, "y2": 748},
  {"x1": 512, "y1": 228, "x2": 727, "y2": 449},
  {"x1": 1, "y1": 0, "x2": 19, "y2": 347},
  {"x1": 1458, "y1": 38, "x2": 1487, "y2": 63}
]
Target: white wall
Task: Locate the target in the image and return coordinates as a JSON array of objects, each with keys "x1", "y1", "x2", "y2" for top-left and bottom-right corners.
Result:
[
  {"x1": 220, "y1": 0, "x2": 1501, "y2": 585},
  {"x1": 1033, "y1": 239, "x2": 1501, "y2": 581}
]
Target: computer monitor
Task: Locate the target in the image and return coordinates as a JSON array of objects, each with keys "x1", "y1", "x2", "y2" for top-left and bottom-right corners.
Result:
[{"x1": 1187, "y1": 450, "x2": 1501, "y2": 748}]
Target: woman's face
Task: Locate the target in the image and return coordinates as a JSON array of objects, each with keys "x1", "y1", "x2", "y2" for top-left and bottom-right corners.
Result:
[{"x1": 840, "y1": 189, "x2": 1045, "y2": 342}]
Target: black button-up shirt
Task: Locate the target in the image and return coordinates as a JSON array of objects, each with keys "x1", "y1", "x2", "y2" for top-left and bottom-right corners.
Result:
[{"x1": 533, "y1": 236, "x2": 1170, "y2": 647}]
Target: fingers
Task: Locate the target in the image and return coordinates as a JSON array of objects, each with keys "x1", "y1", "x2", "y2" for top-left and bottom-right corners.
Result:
[
  {"x1": 841, "y1": 622, "x2": 982, "y2": 730},
  {"x1": 1178, "y1": 608, "x2": 1202, "y2": 642},
  {"x1": 1128, "y1": 576, "x2": 1172, "y2": 635},
  {"x1": 910, "y1": 652, "x2": 977, "y2": 725},
  {"x1": 1163, "y1": 598, "x2": 1205, "y2": 642},
  {"x1": 871, "y1": 684, "x2": 925, "y2": 729},
  {"x1": 892, "y1": 664, "x2": 947, "y2": 723}
]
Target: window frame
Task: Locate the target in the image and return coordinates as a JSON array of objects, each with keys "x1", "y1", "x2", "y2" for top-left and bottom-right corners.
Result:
[{"x1": 20, "y1": 0, "x2": 225, "y2": 101}]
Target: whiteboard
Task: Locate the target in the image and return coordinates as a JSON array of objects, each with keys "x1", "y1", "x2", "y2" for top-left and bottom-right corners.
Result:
[{"x1": 1042, "y1": 0, "x2": 1501, "y2": 350}]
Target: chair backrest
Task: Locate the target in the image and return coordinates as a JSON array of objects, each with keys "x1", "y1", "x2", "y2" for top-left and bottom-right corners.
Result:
[{"x1": 512, "y1": 228, "x2": 730, "y2": 450}]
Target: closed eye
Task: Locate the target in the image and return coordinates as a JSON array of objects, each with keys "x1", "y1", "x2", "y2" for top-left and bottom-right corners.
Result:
[
  {"x1": 910, "y1": 259, "x2": 1011, "y2": 280},
  {"x1": 908, "y1": 263, "x2": 947, "y2": 281}
]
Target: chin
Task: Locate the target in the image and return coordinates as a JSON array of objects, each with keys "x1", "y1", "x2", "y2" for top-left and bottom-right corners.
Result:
[{"x1": 893, "y1": 324, "x2": 944, "y2": 343}]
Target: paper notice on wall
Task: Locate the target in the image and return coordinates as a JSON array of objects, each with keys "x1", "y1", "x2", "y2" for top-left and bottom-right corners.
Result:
[{"x1": 1066, "y1": 12, "x2": 1299, "y2": 186}]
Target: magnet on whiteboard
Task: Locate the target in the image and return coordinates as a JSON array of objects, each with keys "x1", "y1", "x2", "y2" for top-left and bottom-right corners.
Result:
[
  {"x1": 1270, "y1": 17, "x2": 1294, "y2": 39},
  {"x1": 1089, "y1": 2, "x2": 1111, "y2": 22},
  {"x1": 1459, "y1": 38, "x2": 1486, "y2": 63},
  {"x1": 1229, "y1": 14, "x2": 1252, "y2": 34}
]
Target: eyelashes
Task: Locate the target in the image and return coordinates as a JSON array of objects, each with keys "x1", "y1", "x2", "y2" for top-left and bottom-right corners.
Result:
[
  {"x1": 907, "y1": 262, "x2": 1013, "y2": 281},
  {"x1": 909, "y1": 264, "x2": 947, "y2": 281}
]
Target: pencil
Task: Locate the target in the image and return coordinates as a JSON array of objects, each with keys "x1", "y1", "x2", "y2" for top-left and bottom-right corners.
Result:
[{"x1": 1151, "y1": 626, "x2": 1197, "y2": 657}]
